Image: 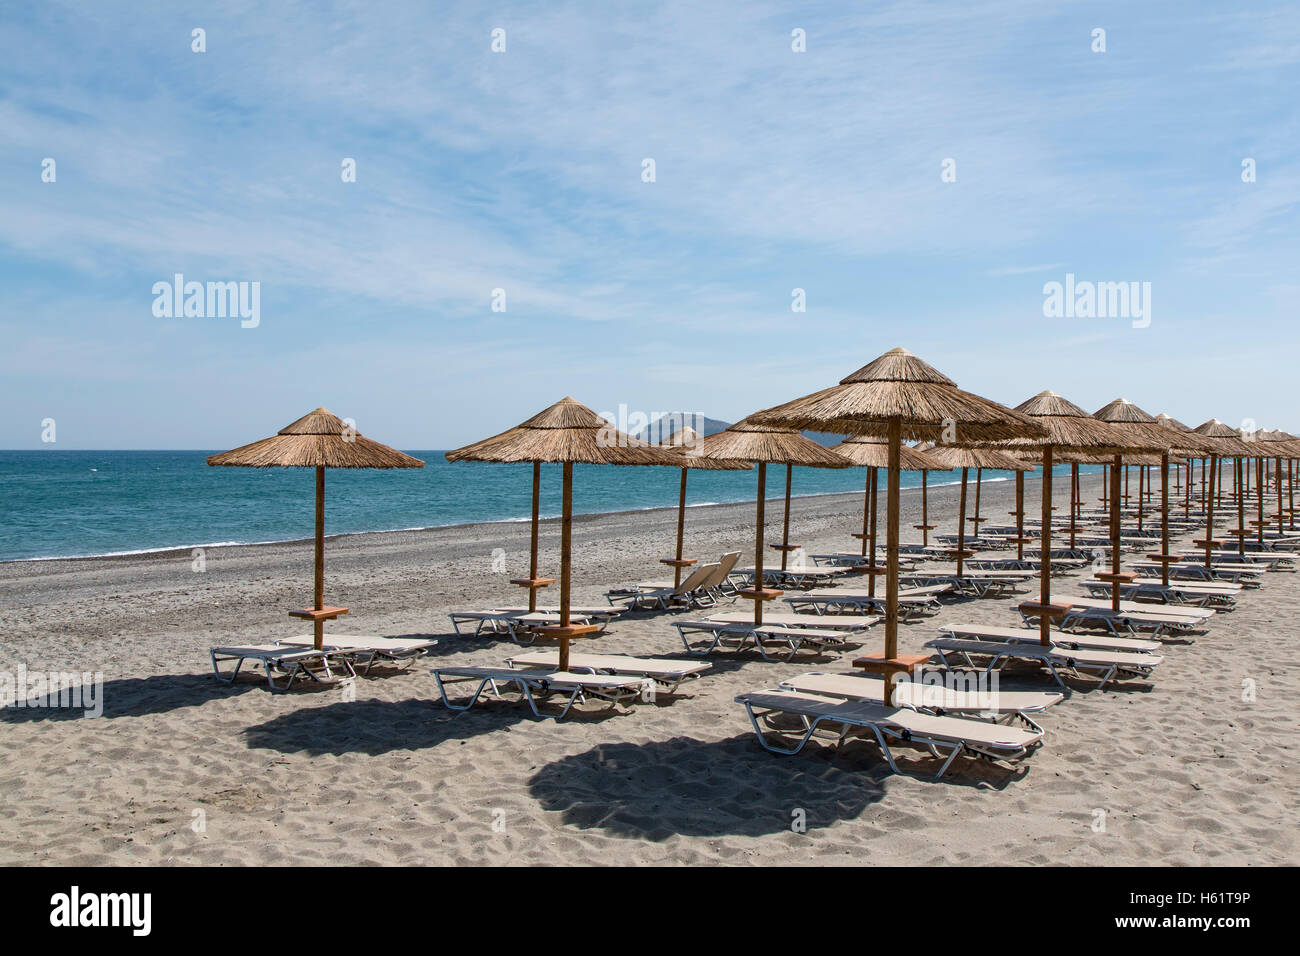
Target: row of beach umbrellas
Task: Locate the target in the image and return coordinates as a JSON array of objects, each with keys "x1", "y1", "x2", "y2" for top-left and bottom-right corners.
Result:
[{"x1": 206, "y1": 349, "x2": 1299, "y2": 693}]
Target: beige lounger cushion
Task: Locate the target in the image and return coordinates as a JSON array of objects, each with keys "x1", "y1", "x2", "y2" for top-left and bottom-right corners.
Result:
[
  {"x1": 504, "y1": 651, "x2": 709, "y2": 679},
  {"x1": 707, "y1": 611, "x2": 879, "y2": 630},
  {"x1": 781, "y1": 672, "x2": 1063, "y2": 713},
  {"x1": 939, "y1": 622, "x2": 1161, "y2": 653},
  {"x1": 739, "y1": 691, "x2": 1040, "y2": 750}
]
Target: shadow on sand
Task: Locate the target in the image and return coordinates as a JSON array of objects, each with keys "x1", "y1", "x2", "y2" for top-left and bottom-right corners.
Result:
[{"x1": 524, "y1": 733, "x2": 1028, "y2": 840}]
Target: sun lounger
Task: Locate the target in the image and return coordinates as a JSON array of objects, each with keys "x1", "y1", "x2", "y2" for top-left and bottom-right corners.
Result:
[
  {"x1": 210, "y1": 643, "x2": 359, "y2": 692},
  {"x1": 782, "y1": 586, "x2": 946, "y2": 619},
  {"x1": 734, "y1": 690, "x2": 1043, "y2": 778},
  {"x1": 504, "y1": 650, "x2": 710, "y2": 693},
  {"x1": 704, "y1": 610, "x2": 880, "y2": 631},
  {"x1": 1061, "y1": 595, "x2": 1215, "y2": 620},
  {"x1": 735, "y1": 565, "x2": 848, "y2": 589},
  {"x1": 430, "y1": 665, "x2": 652, "y2": 720},
  {"x1": 1046, "y1": 596, "x2": 1212, "y2": 637},
  {"x1": 778, "y1": 671, "x2": 1063, "y2": 732},
  {"x1": 447, "y1": 609, "x2": 604, "y2": 640},
  {"x1": 924, "y1": 637, "x2": 1163, "y2": 689},
  {"x1": 672, "y1": 619, "x2": 857, "y2": 660},
  {"x1": 1081, "y1": 577, "x2": 1239, "y2": 609},
  {"x1": 276, "y1": 634, "x2": 438, "y2": 674},
  {"x1": 1129, "y1": 562, "x2": 1262, "y2": 586},
  {"x1": 936, "y1": 621, "x2": 1161, "y2": 655},
  {"x1": 606, "y1": 561, "x2": 721, "y2": 610}
]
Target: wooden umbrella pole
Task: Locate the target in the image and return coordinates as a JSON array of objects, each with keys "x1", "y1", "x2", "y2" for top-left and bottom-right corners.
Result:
[
  {"x1": 973, "y1": 468, "x2": 983, "y2": 529},
  {"x1": 1102, "y1": 464, "x2": 1108, "y2": 509},
  {"x1": 314, "y1": 465, "x2": 325, "y2": 649},
  {"x1": 1257, "y1": 457, "x2": 1265, "y2": 543},
  {"x1": 1015, "y1": 469, "x2": 1025, "y2": 561},
  {"x1": 859, "y1": 467, "x2": 871, "y2": 556},
  {"x1": 1184, "y1": 459, "x2": 1192, "y2": 519},
  {"x1": 1110, "y1": 455, "x2": 1122, "y2": 612},
  {"x1": 921, "y1": 471, "x2": 930, "y2": 546},
  {"x1": 884, "y1": 416, "x2": 902, "y2": 704},
  {"x1": 754, "y1": 462, "x2": 766, "y2": 627},
  {"x1": 1160, "y1": 452, "x2": 1170, "y2": 587},
  {"x1": 558, "y1": 461, "x2": 574, "y2": 671},
  {"x1": 1290, "y1": 458, "x2": 1294, "y2": 518},
  {"x1": 1235, "y1": 458, "x2": 1246, "y2": 557},
  {"x1": 674, "y1": 468, "x2": 688, "y2": 588},
  {"x1": 1204, "y1": 454, "x2": 1217, "y2": 569},
  {"x1": 1278, "y1": 457, "x2": 1286, "y2": 536},
  {"x1": 1136, "y1": 465, "x2": 1144, "y2": 533},
  {"x1": 781, "y1": 463, "x2": 793, "y2": 570},
  {"x1": 529, "y1": 461, "x2": 541, "y2": 612},
  {"x1": 868, "y1": 466, "x2": 879, "y2": 598},
  {"x1": 1039, "y1": 445, "x2": 1054, "y2": 645},
  {"x1": 956, "y1": 468, "x2": 969, "y2": 577},
  {"x1": 1069, "y1": 463, "x2": 1078, "y2": 549}
]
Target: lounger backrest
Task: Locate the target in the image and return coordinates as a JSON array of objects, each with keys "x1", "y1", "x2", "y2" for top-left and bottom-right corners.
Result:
[
  {"x1": 702, "y1": 548, "x2": 743, "y2": 587},
  {"x1": 675, "y1": 562, "x2": 720, "y2": 595}
]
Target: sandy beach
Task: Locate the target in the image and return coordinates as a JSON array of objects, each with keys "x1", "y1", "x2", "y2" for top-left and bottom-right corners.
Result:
[{"x1": 1, "y1": 472, "x2": 1295, "y2": 867}]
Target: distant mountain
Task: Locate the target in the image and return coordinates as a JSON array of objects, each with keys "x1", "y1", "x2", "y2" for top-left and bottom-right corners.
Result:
[
  {"x1": 633, "y1": 413, "x2": 842, "y2": 448},
  {"x1": 633, "y1": 414, "x2": 733, "y2": 444}
]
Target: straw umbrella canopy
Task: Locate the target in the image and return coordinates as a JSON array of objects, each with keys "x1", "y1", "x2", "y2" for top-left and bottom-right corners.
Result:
[
  {"x1": 659, "y1": 426, "x2": 751, "y2": 587},
  {"x1": 750, "y1": 347, "x2": 1046, "y2": 700},
  {"x1": 1154, "y1": 413, "x2": 1203, "y2": 518},
  {"x1": 446, "y1": 397, "x2": 680, "y2": 670},
  {"x1": 1253, "y1": 429, "x2": 1294, "y2": 535},
  {"x1": 1253, "y1": 430, "x2": 1298, "y2": 536},
  {"x1": 208, "y1": 408, "x2": 426, "y2": 649},
  {"x1": 1193, "y1": 419, "x2": 1257, "y2": 565},
  {"x1": 978, "y1": 391, "x2": 1159, "y2": 636},
  {"x1": 830, "y1": 436, "x2": 945, "y2": 594},
  {"x1": 917, "y1": 445, "x2": 1033, "y2": 576},
  {"x1": 1092, "y1": 398, "x2": 1208, "y2": 606},
  {"x1": 694, "y1": 419, "x2": 849, "y2": 625},
  {"x1": 910, "y1": 442, "x2": 957, "y2": 547}
]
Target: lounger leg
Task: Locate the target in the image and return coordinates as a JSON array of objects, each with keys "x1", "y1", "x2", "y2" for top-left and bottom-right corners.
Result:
[
  {"x1": 934, "y1": 742, "x2": 968, "y2": 779},
  {"x1": 435, "y1": 674, "x2": 490, "y2": 712},
  {"x1": 744, "y1": 703, "x2": 820, "y2": 755},
  {"x1": 211, "y1": 651, "x2": 243, "y2": 684},
  {"x1": 865, "y1": 725, "x2": 902, "y2": 774}
]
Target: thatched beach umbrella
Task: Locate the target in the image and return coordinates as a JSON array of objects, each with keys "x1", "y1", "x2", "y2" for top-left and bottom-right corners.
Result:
[
  {"x1": 990, "y1": 391, "x2": 1155, "y2": 640},
  {"x1": 695, "y1": 419, "x2": 849, "y2": 625},
  {"x1": 751, "y1": 347, "x2": 1046, "y2": 702},
  {"x1": 910, "y1": 442, "x2": 955, "y2": 547},
  {"x1": 660, "y1": 426, "x2": 751, "y2": 587},
  {"x1": 917, "y1": 445, "x2": 1033, "y2": 576},
  {"x1": 208, "y1": 408, "x2": 425, "y2": 649},
  {"x1": 1193, "y1": 420, "x2": 1256, "y2": 564},
  {"x1": 1092, "y1": 399, "x2": 1205, "y2": 607},
  {"x1": 830, "y1": 436, "x2": 944, "y2": 595},
  {"x1": 446, "y1": 397, "x2": 680, "y2": 670},
  {"x1": 1256, "y1": 430, "x2": 1299, "y2": 535},
  {"x1": 1155, "y1": 414, "x2": 1202, "y2": 519}
]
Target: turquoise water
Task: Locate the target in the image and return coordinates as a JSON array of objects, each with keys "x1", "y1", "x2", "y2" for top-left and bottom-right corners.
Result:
[{"x1": 0, "y1": 450, "x2": 1074, "y2": 562}]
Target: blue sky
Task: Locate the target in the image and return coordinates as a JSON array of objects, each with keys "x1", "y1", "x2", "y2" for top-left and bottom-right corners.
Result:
[{"x1": 2, "y1": 0, "x2": 1297, "y2": 449}]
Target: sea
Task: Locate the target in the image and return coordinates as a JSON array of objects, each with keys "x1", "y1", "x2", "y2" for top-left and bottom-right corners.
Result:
[{"x1": 0, "y1": 450, "x2": 1091, "y2": 562}]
